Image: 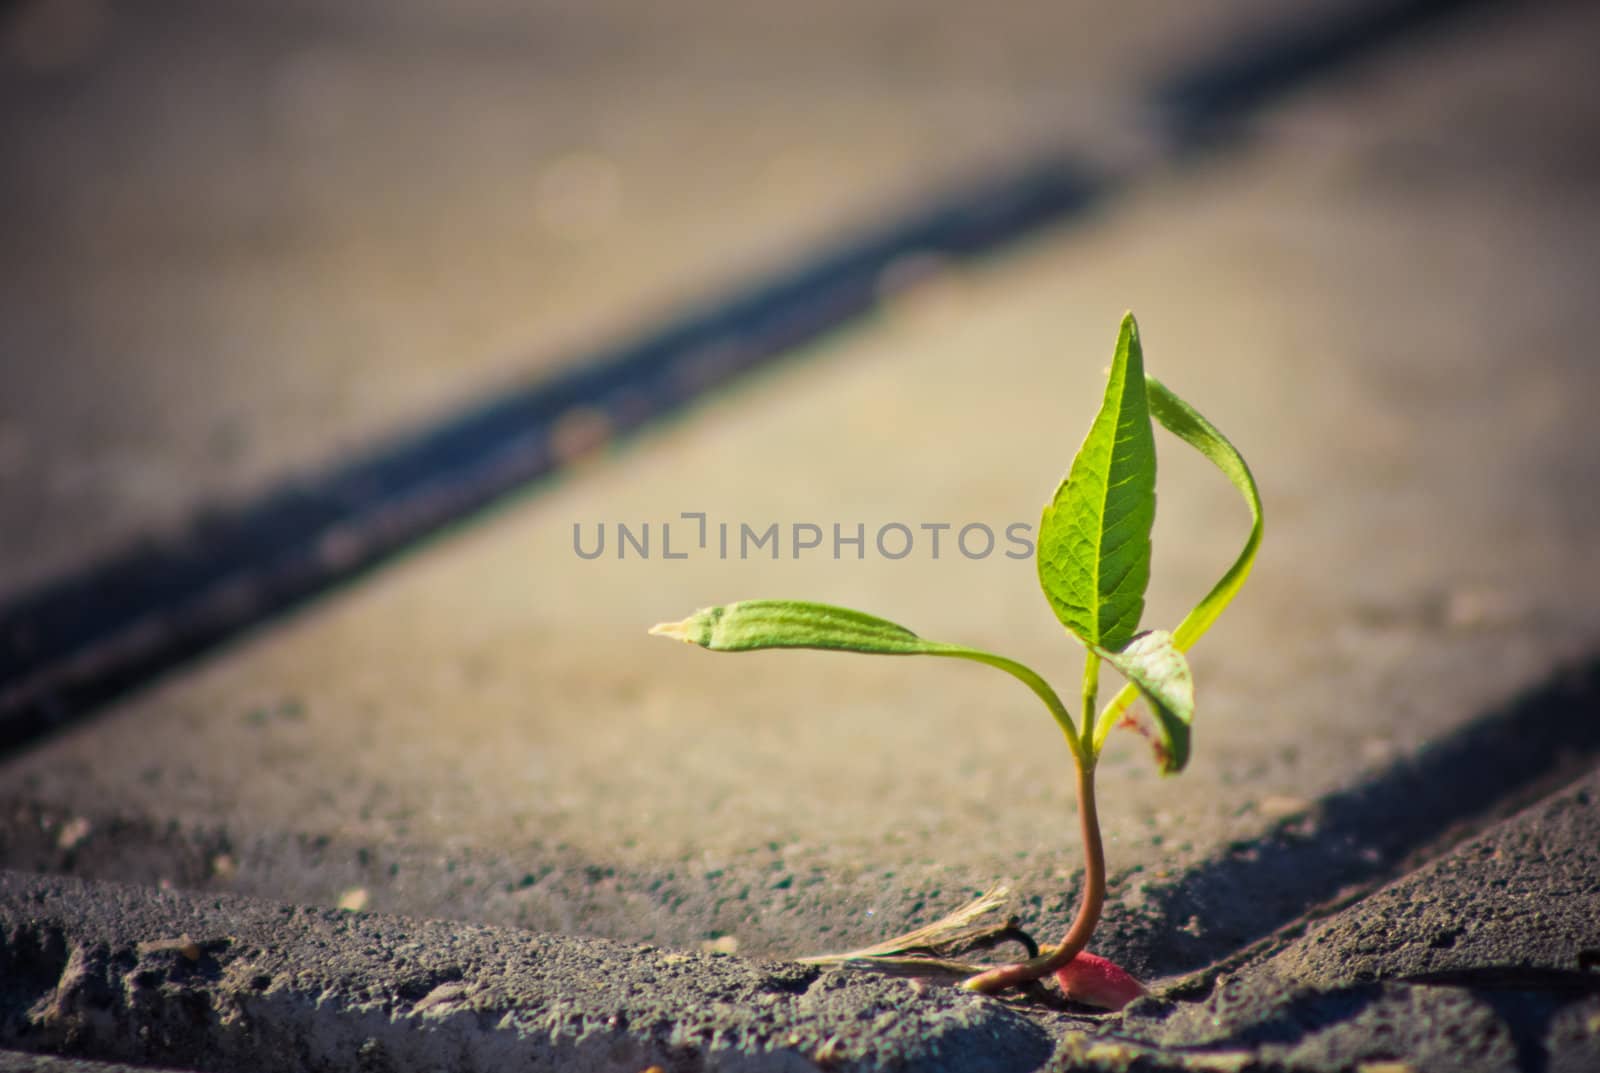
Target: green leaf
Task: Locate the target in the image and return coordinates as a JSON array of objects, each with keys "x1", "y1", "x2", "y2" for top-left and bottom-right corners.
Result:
[
  {"x1": 651, "y1": 600, "x2": 936, "y2": 654},
  {"x1": 1146, "y1": 377, "x2": 1264, "y2": 652},
  {"x1": 651, "y1": 600, "x2": 1085, "y2": 761},
  {"x1": 1093, "y1": 631, "x2": 1193, "y2": 774},
  {"x1": 1092, "y1": 376, "x2": 1264, "y2": 758},
  {"x1": 1037, "y1": 312, "x2": 1158, "y2": 652}
]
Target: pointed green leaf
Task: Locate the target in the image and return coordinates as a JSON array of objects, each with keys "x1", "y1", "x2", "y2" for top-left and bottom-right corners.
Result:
[
  {"x1": 651, "y1": 600, "x2": 936, "y2": 655},
  {"x1": 1038, "y1": 312, "x2": 1158, "y2": 652},
  {"x1": 1093, "y1": 376, "x2": 1264, "y2": 755},
  {"x1": 651, "y1": 600, "x2": 1085, "y2": 760},
  {"x1": 1093, "y1": 631, "x2": 1192, "y2": 774}
]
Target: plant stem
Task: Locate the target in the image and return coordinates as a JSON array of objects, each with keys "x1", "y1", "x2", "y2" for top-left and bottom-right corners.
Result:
[
  {"x1": 1081, "y1": 652, "x2": 1101, "y2": 756},
  {"x1": 961, "y1": 756, "x2": 1106, "y2": 994}
]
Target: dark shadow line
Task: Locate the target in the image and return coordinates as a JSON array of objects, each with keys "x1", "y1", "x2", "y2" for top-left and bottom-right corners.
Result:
[
  {"x1": 1150, "y1": 0, "x2": 1506, "y2": 148},
  {"x1": 0, "y1": 160, "x2": 1104, "y2": 748},
  {"x1": 1102, "y1": 657, "x2": 1600, "y2": 981},
  {"x1": 0, "y1": 0, "x2": 1507, "y2": 752}
]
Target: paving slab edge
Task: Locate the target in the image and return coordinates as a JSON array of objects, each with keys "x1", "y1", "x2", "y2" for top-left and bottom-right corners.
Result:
[
  {"x1": 0, "y1": 869, "x2": 1075, "y2": 1073},
  {"x1": 6, "y1": 655, "x2": 1599, "y2": 993},
  {"x1": 6, "y1": 755, "x2": 1600, "y2": 1073},
  {"x1": 1103, "y1": 766, "x2": 1600, "y2": 1073},
  {"x1": 0, "y1": 0, "x2": 1502, "y2": 754}
]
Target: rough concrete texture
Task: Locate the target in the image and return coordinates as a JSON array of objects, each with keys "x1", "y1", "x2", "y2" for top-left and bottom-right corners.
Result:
[
  {"x1": 4, "y1": 768, "x2": 1598, "y2": 1072},
  {"x1": 1108, "y1": 767, "x2": 1600, "y2": 1072},
  {"x1": 0, "y1": 0, "x2": 1332, "y2": 602},
  {"x1": 0, "y1": 870, "x2": 1063, "y2": 1073},
  {"x1": 3, "y1": 1, "x2": 1600, "y2": 980},
  {"x1": 0, "y1": 1050, "x2": 197, "y2": 1073}
]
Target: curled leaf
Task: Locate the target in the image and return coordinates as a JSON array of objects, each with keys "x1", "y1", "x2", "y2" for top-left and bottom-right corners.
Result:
[
  {"x1": 1146, "y1": 376, "x2": 1264, "y2": 654},
  {"x1": 1093, "y1": 376, "x2": 1264, "y2": 762},
  {"x1": 1094, "y1": 630, "x2": 1193, "y2": 774}
]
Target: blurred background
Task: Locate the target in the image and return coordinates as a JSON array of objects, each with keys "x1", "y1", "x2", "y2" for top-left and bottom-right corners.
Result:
[{"x1": 0, "y1": 0, "x2": 1369, "y2": 604}]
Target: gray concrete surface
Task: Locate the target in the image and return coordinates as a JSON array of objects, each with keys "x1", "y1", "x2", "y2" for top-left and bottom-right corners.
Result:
[
  {"x1": 1111, "y1": 766, "x2": 1600, "y2": 1072},
  {"x1": 3, "y1": 767, "x2": 1596, "y2": 1071},
  {"x1": 0, "y1": 1051, "x2": 196, "y2": 1073},
  {"x1": 3, "y1": 0, "x2": 1599, "y2": 984},
  {"x1": 0, "y1": 0, "x2": 1338, "y2": 602},
  {"x1": 0, "y1": 870, "x2": 1060, "y2": 1073},
  {"x1": 5, "y1": 2, "x2": 1600, "y2": 1070}
]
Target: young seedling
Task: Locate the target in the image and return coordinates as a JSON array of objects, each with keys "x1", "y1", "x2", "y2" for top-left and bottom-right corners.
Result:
[{"x1": 651, "y1": 312, "x2": 1263, "y2": 1003}]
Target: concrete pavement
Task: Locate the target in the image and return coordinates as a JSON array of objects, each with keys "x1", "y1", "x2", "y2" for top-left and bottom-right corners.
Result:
[
  {"x1": 0, "y1": 1053, "x2": 198, "y2": 1073},
  {"x1": 6, "y1": 0, "x2": 1599, "y2": 961},
  {"x1": 3, "y1": 0, "x2": 1600, "y2": 1069},
  {"x1": 0, "y1": 870, "x2": 1058, "y2": 1073},
  {"x1": 1110, "y1": 767, "x2": 1600, "y2": 1071},
  {"x1": 2, "y1": 767, "x2": 1596, "y2": 1071},
  {"x1": 0, "y1": 0, "x2": 1328, "y2": 603}
]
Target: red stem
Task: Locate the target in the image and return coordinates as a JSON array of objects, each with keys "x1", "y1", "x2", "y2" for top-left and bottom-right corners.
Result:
[{"x1": 962, "y1": 760, "x2": 1105, "y2": 993}]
